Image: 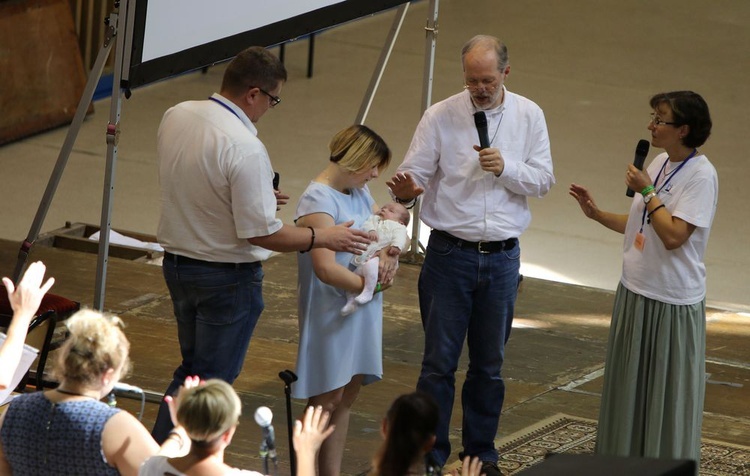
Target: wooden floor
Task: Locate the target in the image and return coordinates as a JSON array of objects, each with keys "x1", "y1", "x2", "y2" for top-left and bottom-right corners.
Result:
[{"x1": 1, "y1": 238, "x2": 748, "y2": 475}]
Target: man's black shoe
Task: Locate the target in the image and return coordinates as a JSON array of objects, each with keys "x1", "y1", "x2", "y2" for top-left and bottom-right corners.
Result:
[{"x1": 480, "y1": 461, "x2": 503, "y2": 476}]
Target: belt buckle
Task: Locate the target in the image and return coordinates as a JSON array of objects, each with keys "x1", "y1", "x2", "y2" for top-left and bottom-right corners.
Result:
[{"x1": 478, "y1": 241, "x2": 491, "y2": 254}]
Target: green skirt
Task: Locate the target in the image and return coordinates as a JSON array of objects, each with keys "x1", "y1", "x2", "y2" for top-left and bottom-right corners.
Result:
[{"x1": 596, "y1": 283, "x2": 706, "y2": 463}]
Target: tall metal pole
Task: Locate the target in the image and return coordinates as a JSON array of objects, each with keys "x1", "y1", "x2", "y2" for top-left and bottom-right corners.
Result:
[
  {"x1": 421, "y1": 0, "x2": 439, "y2": 114},
  {"x1": 94, "y1": 0, "x2": 129, "y2": 310},
  {"x1": 402, "y1": 0, "x2": 439, "y2": 264},
  {"x1": 355, "y1": 3, "x2": 410, "y2": 125}
]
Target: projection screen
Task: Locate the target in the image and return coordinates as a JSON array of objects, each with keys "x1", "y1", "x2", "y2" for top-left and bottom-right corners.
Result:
[{"x1": 122, "y1": 0, "x2": 408, "y2": 89}]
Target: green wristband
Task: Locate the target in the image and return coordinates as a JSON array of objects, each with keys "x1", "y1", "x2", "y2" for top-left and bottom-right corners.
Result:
[
  {"x1": 640, "y1": 185, "x2": 655, "y2": 196},
  {"x1": 375, "y1": 283, "x2": 382, "y2": 293}
]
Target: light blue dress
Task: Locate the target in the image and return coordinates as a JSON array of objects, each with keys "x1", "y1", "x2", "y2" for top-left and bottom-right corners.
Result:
[{"x1": 292, "y1": 182, "x2": 383, "y2": 399}]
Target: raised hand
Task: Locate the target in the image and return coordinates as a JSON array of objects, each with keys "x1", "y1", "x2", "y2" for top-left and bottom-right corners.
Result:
[
  {"x1": 294, "y1": 405, "x2": 335, "y2": 476},
  {"x1": 451, "y1": 456, "x2": 485, "y2": 476},
  {"x1": 386, "y1": 172, "x2": 424, "y2": 202},
  {"x1": 3, "y1": 261, "x2": 55, "y2": 322},
  {"x1": 165, "y1": 375, "x2": 201, "y2": 426}
]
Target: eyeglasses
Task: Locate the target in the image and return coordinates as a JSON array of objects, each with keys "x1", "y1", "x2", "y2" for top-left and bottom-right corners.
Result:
[
  {"x1": 649, "y1": 114, "x2": 676, "y2": 126},
  {"x1": 463, "y1": 79, "x2": 499, "y2": 92},
  {"x1": 255, "y1": 87, "x2": 281, "y2": 107}
]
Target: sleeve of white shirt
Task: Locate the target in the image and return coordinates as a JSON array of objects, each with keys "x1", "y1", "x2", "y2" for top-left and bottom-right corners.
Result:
[
  {"x1": 670, "y1": 162, "x2": 718, "y2": 229},
  {"x1": 397, "y1": 110, "x2": 441, "y2": 191},
  {"x1": 229, "y1": 143, "x2": 283, "y2": 238},
  {"x1": 495, "y1": 106, "x2": 555, "y2": 198}
]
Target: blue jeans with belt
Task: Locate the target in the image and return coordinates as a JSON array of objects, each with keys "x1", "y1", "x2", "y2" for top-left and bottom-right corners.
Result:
[
  {"x1": 151, "y1": 253, "x2": 264, "y2": 442},
  {"x1": 416, "y1": 231, "x2": 521, "y2": 466}
]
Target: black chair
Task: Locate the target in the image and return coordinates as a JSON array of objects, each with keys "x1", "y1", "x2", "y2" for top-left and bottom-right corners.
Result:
[{"x1": 0, "y1": 293, "x2": 80, "y2": 391}]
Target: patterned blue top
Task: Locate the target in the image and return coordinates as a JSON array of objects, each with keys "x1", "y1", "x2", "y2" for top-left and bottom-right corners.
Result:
[{"x1": 0, "y1": 391, "x2": 121, "y2": 475}]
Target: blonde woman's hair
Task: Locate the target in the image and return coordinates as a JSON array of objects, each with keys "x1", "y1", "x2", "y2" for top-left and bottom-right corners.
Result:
[
  {"x1": 177, "y1": 379, "x2": 242, "y2": 444},
  {"x1": 53, "y1": 309, "x2": 131, "y2": 385},
  {"x1": 329, "y1": 124, "x2": 391, "y2": 174}
]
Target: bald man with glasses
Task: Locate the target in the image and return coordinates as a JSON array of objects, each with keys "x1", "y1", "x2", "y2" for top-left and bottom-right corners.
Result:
[{"x1": 387, "y1": 35, "x2": 555, "y2": 476}]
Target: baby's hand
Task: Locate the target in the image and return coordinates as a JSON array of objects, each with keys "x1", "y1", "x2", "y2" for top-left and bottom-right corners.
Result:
[{"x1": 368, "y1": 231, "x2": 379, "y2": 242}]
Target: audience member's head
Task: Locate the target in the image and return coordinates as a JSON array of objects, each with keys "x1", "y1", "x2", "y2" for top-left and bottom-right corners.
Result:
[
  {"x1": 374, "y1": 392, "x2": 439, "y2": 476},
  {"x1": 53, "y1": 309, "x2": 130, "y2": 390},
  {"x1": 176, "y1": 379, "x2": 242, "y2": 448}
]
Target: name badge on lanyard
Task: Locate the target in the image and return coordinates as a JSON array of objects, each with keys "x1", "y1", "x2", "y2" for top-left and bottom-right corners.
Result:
[{"x1": 634, "y1": 232, "x2": 646, "y2": 251}]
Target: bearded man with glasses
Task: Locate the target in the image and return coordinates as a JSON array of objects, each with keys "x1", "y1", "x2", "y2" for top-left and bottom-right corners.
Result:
[{"x1": 387, "y1": 35, "x2": 555, "y2": 476}]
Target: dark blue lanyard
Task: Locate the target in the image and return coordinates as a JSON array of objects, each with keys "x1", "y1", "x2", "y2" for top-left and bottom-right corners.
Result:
[
  {"x1": 653, "y1": 148, "x2": 697, "y2": 193},
  {"x1": 639, "y1": 148, "x2": 697, "y2": 231},
  {"x1": 209, "y1": 97, "x2": 242, "y2": 122}
]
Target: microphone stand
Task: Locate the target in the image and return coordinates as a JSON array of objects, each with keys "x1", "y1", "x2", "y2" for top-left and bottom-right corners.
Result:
[
  {"x1": 259, "y1": 440, "x2": 279, "y2": 476},
  {"x1": 258, "y1": 437, "x2": 279, "y2": 476},
  {"x1": 259, "y1": 438, "x2": 269, "y2": 475},
  {"x1": 279, "y1": 370, "x2": 298, "y2": 476}
]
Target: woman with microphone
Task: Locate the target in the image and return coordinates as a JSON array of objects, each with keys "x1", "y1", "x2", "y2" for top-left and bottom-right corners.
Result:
[{"x1": 570, "y1": 90, "x2": 716, "y2": 463}]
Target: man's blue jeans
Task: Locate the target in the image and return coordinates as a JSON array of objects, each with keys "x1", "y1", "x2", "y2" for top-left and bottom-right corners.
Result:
[
  {"x1": 416, "y1": 231, "x2": 520, "y2": 466},
  {"x1": 151, "y1": 255, "x2": 264, "y2": 442}
]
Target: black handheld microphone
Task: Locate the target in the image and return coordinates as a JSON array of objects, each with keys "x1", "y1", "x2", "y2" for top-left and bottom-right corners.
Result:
[
  {"x1": 473, "y1": 111, "x2": 491, "y2": 149},
  {"x1": 625, "y1": 139, "x2": 651, "y2": 197}
]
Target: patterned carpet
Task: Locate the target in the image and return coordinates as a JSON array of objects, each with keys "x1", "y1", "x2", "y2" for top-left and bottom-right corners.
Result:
[{"x1": 494, "y1": 414, "x2": 750, "y2": 475}]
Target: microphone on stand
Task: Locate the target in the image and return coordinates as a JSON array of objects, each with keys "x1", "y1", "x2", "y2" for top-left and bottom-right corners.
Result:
[
  {"x1": 255, "y1": 406, "x2": 277, "y2": 475},
  {"x1": 626, "y1": 139, "x2": 651, "y2": 197},
  {"x1": 108, "y1": 382, "x2": 146, "y2": 421},
  {"x1": 473, "y1": 111, "x2": 491, "y2": 149},
  {"x1": 113, "y1": 382, "x2": 143, "y2": 394},
  {"x1": 106, "y1": 382, "x2": 146, "y2": 421}
]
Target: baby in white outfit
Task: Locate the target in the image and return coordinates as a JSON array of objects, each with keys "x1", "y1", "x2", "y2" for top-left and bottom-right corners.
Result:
[{"x1": 342, "y1": 202, "x2": 410, "y2": 316}]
